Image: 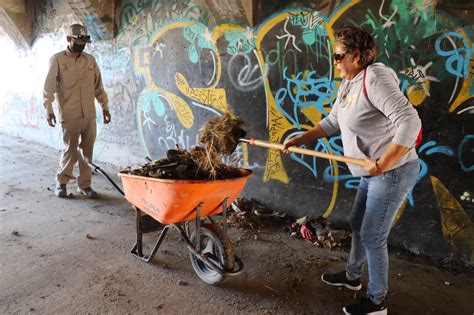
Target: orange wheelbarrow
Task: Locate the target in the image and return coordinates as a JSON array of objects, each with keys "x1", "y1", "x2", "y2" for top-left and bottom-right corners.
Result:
[{"x1": 88, "y1": 162, "x2": 252, "y2": 285}]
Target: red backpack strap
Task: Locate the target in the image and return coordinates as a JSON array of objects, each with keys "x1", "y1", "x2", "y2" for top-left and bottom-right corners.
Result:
[{"x1": 363, "y1": 68, "x2": 368, "y2": 100}]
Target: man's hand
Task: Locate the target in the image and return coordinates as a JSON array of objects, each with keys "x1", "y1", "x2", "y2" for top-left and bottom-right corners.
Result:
[
  {"x1": 103, "y1": 110, "x2": 111, "y2": 124},
  {"x1": 47, "y1": 114, "x2": 56, "y2": 127},
  {"x1": 364, "y1": 159, "x2": 382, "y2": 176}
]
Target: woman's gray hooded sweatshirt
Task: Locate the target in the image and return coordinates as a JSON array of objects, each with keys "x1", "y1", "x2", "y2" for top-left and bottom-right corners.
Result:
[{"x1": 319, "y1": 62, "x2": 421, "y2": 177}]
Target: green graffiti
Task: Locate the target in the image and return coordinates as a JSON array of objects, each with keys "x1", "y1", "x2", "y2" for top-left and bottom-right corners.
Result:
[
  {"x1": 183, "y1": 25, "x2": 212, "y2": 63},
  {"x1": 224, "y1": 29, "x2": 256, "y2": 55},
  {"x1": 359, "y1": 0, "x2": 440, "y2": 74}
]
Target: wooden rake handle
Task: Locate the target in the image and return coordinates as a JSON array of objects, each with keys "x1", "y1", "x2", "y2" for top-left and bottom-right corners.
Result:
[{"x1": 239, "y1": 138, "x2": 366, "y2": 167}]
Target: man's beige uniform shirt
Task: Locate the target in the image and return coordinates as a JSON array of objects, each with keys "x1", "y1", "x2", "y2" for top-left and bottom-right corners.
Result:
[{"x1": 43, "y1": 49, "x2": 109, "y2": 122}]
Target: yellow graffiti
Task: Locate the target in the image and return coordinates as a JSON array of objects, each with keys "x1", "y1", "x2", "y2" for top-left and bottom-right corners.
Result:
[
  {"x1": 406, "y1": 82, "x2": 429, "y2": 106},
  {"x1": 321, "y1": 157, "x2": 340, "y2": 219},
  {"x1": 431, "y1": 176, "x2": 474, "y2": 262},
  {"x1": 135, "y1": 21, "x2": 226, "y2": 133},
  {"x1": 175, "y1": 73, "x2": 227, "y2": 112},
  {"x1": 254, "y1": 13, "x2": 292, "y2": 183},
  {"x1": 242, "y1": 142, "x2": 248, "y2": 167},
  {"x1": 402, "y1": 67, "x2": 430, "y2": 106},
  {"x1": 263, "y1": 149, "x2": 288, "y2": 183}
]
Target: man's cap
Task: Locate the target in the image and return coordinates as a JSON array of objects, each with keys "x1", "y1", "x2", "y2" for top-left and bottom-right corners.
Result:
[{"x1": 67, "y1": 24, "x2": 92, "y2": 44}]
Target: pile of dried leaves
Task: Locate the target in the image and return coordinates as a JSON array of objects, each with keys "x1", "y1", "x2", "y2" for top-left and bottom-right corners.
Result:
[{"x1": 126, "y1": 112, "x2": 247, "y2": 180}]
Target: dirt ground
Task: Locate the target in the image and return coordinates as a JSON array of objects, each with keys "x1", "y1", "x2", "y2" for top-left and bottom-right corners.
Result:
[{"x1": 1, "y1": 132, "x2": 473, "y2": 314}]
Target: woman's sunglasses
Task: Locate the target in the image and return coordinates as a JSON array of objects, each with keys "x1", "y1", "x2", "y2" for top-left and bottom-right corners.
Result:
[{"x1": 333, "y1": 53, "x2": 346, "y2": 62}]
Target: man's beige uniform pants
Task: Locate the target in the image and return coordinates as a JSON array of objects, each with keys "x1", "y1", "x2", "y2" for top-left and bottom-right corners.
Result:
[{"x1": 56, "y1": 117, "x2": 96, "y2": 189}]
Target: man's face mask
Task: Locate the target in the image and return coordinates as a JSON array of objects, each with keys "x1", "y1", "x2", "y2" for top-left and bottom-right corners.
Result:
[
  {"x1": 69, "y1": 35, "x2": 90, "y2": 53},
  {"x1": 70, "y1": 41, "x2": 86, "y2": 53}
]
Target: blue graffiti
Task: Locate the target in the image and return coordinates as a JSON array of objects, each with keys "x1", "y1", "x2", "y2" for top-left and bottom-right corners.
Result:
[
  {"x1": 434, "y1": 32, "x2": 472, "y2": 78},
  {"x1": 275, "y1": 67, "x2": 337, "y2": 128},
  {"x1": 419, "y1": 140, "x2": 455, "y2": 156},
  {"x1": 458, "y1": 134, "x2": 473, "y2": 172}
]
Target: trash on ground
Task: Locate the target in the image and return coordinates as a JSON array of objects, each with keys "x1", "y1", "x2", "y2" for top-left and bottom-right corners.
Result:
[{"x1": 289, "y1": 216, "x2": 350, "y2": 249}]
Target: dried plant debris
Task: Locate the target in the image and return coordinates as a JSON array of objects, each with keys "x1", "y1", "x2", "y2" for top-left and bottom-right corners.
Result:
[
  {"x1": 126, "y1": 112, "x2": 247, "y2": 181},
  {"x1": 127, "y1": 148, "x2": 242, "y2": 180},
  {"x1": 198, "y1": 112, "x2": 246, "y2": 155}
]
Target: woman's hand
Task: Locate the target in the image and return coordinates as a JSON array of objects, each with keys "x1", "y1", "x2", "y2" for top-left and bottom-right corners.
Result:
[
  {"x1": 283, "y1": 138, "x2": 300, "y2": 154},
  {"x1": 364, "y1": 159, "x2": 383, "y2": 176}
]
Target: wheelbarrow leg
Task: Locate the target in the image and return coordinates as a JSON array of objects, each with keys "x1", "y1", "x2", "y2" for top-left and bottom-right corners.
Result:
[
  {"x1": 194, "y1": 203, "x2": 204, "y2": 252},
  {"x1": 131, "y1": 208, "x2": 169, "y2": 263},
  {"x1": 222, "y1": 197, "x2": 229, "y2": 235}
]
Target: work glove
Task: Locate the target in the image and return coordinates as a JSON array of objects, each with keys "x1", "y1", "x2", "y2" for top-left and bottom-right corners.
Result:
[{"x1": 300, "y1": 223, "x2": 315, "y2": 240}]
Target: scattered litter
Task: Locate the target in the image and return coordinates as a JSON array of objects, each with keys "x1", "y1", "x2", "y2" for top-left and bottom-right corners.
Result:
[
  {"x1": 86, "y1": 234, "x2": 96, "y2": 240},
  {"x1": 11, "y1": 230, "x2": 21, "y2": 236},
  {"x1": 177, "y1": 280, "x2": 188, "y2": 286},
  {"x1": 289, "y1": 216, "x2": 350, "y2": 249},
  {"x1": 227, "y1": 198, "x2": 288, "y2": 231},
  {"x1": 444, "y1": 281, "x2": 450, "y2": 286}
]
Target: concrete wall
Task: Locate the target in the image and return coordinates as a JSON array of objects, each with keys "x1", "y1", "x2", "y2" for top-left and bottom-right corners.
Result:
[{"x1": 0, "y1": 0, "x2": 472, "y2": 266}]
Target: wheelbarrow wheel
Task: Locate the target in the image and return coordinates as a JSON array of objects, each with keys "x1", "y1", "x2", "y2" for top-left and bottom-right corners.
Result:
[{"x1": 189, "y1": 223, "x2": 235, "y2": 285}]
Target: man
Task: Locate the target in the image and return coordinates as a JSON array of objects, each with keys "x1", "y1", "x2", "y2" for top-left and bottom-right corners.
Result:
[{"x1": 43, "y1": 24, "x2": 111, "y2": 198}]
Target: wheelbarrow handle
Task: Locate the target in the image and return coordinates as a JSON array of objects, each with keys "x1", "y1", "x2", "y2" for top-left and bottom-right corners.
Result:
[
  {"x1": 87, "y1": 162, "x2": 125, "y2": 197},
  {"x1": 239, "y1": 138, "x2": 366, "y2": 167}
]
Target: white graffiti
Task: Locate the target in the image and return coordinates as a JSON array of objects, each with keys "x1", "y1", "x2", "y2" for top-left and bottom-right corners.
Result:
[
  {"x1": 142, "y1": 110, "x2": 156, "y2": 130},
  {"x1": 276, "y1": 19, "x2": 302, "y2": 53},
  {"x1": 207, "y1": 49, "x2": 216, "y2": 86},
  {"x1": 153, "y1": 42, "x2": 166, "y2": 58},
  {"x1": 157, "y1": 114, "x2": 198, "y2": 150},
  {"x1": 191, "y1": 101, "x2": 222, "y2": 116},
  {"x1": 404, "y1": 59, "x2": 439, "y2": 97},
  {"x1": 228, "y1": 52, "x2": 265, "y2": 92}
]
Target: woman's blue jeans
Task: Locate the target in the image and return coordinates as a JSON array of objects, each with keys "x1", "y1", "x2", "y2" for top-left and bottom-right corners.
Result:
[{"x1": 345, "y1": 160, "x2": 420, "y2": 302}]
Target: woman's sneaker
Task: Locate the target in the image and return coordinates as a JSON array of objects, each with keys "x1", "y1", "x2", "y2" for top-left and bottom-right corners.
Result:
[
  {"x1": 343, "y1": 297, "x2": 387, "y2": 315},
  {"x1": 321, "y1": 271, "x2": 362, "y2": 291}
]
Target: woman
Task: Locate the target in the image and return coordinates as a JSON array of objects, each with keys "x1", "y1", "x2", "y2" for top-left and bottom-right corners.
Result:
[{"x1": 283, "y1": 25, "x2": 421, "y2": 314}]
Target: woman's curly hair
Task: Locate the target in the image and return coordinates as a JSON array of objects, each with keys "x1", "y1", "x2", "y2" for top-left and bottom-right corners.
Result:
[{"x1": 336, "y1": 25, "x2": 376, "y2": 68}]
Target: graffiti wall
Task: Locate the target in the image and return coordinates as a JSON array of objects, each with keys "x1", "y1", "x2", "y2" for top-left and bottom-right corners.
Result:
[{"x1": 0, "y1": 0, "x2": 472, "y2": 265}]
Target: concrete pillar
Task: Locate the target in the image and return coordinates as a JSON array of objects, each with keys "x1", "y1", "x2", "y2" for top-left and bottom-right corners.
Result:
[{"x1": 0, "y1": 0, "x2": 32, "y2": 48}]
